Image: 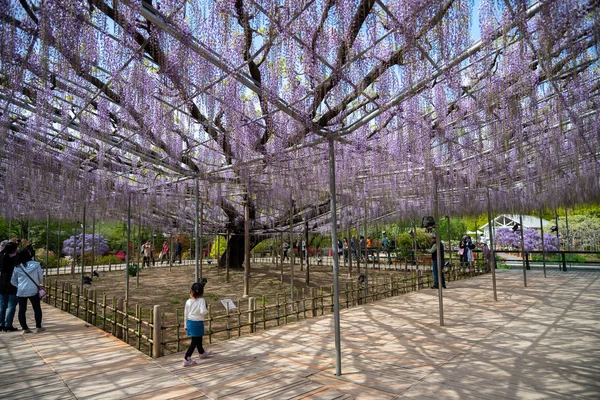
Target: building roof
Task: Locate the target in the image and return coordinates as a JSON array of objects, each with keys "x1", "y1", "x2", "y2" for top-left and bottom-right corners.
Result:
[{"x1": 478, "y1": 214, "x2": 553, "y2": 235}]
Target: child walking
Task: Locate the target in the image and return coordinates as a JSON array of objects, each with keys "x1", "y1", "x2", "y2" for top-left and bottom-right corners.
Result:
[{"x1": 182, "y1": 281, "x2": 211, "y2": 366}]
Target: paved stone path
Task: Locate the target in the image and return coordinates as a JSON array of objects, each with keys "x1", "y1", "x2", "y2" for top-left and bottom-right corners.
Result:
[{"x1": 1, "y1": 269, "x2": 599, "y2": 399}]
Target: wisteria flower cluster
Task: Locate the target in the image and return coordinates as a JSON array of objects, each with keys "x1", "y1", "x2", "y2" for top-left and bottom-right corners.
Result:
[
  {"x1": 495, "y1": 228, "x2": 559, "y2": 252},
  {"x1": 62, "y1": 234, "x2": 109, "y2": 257},
  {"x1": 0, "y1": 0, "x2": 597, "y2": 265}
]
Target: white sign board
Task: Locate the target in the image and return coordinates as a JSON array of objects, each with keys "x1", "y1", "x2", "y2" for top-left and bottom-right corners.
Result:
[{"x1": 220, "y1": 299, "x2": 237, "y2": 310}]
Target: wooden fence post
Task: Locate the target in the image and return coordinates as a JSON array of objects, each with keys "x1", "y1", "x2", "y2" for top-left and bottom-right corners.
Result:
[
  {"x1": 153, "y1": 305, "x2": 162, "y2": 358},
  {"x1": 116, "y1": 297, "x2": 123, "y2": 339},
  {"x1": 310, "y1": 288, "x2": 317, "y2": 317},
  {"x1": 248, "y1": 297, "x2": 255, "y2": 333},
  {"x1": 87, "y1": 289, "x2": 94, "y2": 324}
]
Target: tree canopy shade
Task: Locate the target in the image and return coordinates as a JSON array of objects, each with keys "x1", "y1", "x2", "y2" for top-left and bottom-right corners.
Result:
[{"x1": 0, "y1": 0, "x2": 599, "y2": 253}]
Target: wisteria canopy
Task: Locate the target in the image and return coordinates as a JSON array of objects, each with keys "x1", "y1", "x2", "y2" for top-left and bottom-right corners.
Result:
[{"x1": 0, "y1": 0, "x2": 598, "y2": 247}]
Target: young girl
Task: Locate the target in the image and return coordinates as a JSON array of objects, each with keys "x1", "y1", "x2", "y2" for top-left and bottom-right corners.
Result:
[{"x1": 182, "y1": 282, "x2": 211, "y2": 366}]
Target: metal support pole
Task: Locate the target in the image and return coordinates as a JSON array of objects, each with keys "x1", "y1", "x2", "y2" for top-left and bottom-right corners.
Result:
[
  {"x1": 486, "y1": 188, "x2": 497, "y2": 301},
  {"x1": 346, "y1": 224, "x2": 352, "y2": 277},
  {"x1": 91, "y1": 214, "x2": 96, "y2": 272},
  {"x1": 289, "y1": 201, "x2": 294, "y2": 303},
  {"x1": 304, "y1": 218, "x2": 310, "y2": 285},
  {"x1": 540, "y1": 212, "x2": 547, "y2": 278},
  {"x1": 554, "y1": 209, "x2": 563, "y2": 270},
  {"x1": 45, "y1": 213, "x2": 49, "y2": 284},
  {"x1": 81, "y1": 205, "x2": 86, "y2": 287},
  {"x1": 132, "y1": 213, "x2": 144, "y2": 287},
  {"x1": 243, "y1": 201, "x2": 250, "y2": 297},
  {"x1": 195, "y1": 176, "x2": 200, "y2": 282},
  {"x1": 412, "y1": 221, "x2": 417, "y2": 267},
  {"x1": 136, "y1": 215, "x2": 141, "y2": 287},
  {"x1": 225, "y1": 228, "x2": 230, "y2": 283},
  {"x1": 199, "y1": 199, "x2": 204, "y2": 281},
  {"x1": 356, "y1": 223, "x2": 361, "y2": 274},
  {"x1": 519, "y1": 214, "x2": 527, "y2": 287},
  {"x1": 565, "y1": 211, "x2": 570, "y2": 270},
  {"x1": 279, "y1": 232, "x2": 284, "y2": 283},
  {"x1": 433, "y1": 170, "x2": 444, "y2": 326},
  {"x1": 446, "y1": 216, "x2": 452, "y2": 266},
  {"x1": 169, "y1": 232, "x2": 173, "y2": 272},
  {"x1": 57, "y1": 220, "x2": 61, "y2": 272},
  {"x1": 363, "y1": 198, "x2": 368, "y2": 269},
  {"x1": 125, "y1": 194, "x2": 131, "y2": 301},
  {"x1": 72, "y1": 221, "x2": 77, "y2": 278},
  {"x1": 328, "y1": 139, "x2": 342, "y2": 376}
]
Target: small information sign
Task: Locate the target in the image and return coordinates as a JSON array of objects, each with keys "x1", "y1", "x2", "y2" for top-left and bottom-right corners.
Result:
[{"x1": 220, "y1": 299, "x2": 237, "y2": 310}]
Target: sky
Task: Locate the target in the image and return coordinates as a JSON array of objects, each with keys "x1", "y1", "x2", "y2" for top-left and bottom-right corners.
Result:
[{"x1": 471, "y1": 0, "x2": 482, "y2": 42}]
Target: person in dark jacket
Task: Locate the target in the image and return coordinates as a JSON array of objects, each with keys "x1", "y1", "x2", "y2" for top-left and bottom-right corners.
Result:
[
  {"x1": 428, "y1": 235, "x2": 446, "y2": 289},
  {"x1": 174, "y1": 238, "x2": 183, "y2": 264},
  {"x1": 0, "y1": 239, "x2": 34, "y2": 332}
]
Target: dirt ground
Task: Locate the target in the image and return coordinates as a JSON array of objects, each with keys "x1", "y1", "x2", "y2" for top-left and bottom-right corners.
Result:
[
  {"x1": 44, "y1": 260, "x2": 433, "y2": 355},
  {"x1": 47, "y1": 260, "x2": 409, "y2": 323}
]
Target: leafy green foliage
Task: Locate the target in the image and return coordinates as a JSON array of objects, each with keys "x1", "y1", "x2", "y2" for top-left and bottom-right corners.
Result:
[{"x1": 128, "y1": 263, "x2": 139, "y2": 276}]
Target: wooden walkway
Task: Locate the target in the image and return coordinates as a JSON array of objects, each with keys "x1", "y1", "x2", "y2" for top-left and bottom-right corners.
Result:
[{"x1": 1, "y1": 269, "x2": 599, "y2": 399}]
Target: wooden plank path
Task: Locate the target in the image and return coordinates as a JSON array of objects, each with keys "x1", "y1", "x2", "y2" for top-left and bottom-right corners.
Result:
[{"x1": 1, "y1": 269, "x2": 599, "y2": 399}]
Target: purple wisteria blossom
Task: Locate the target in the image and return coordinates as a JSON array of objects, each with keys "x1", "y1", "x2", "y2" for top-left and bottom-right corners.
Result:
[
  {"x1": 62, "y1": 234, "x2": 109, "y2": 257},
  {"x1": 495, "y1": 228, "x2": 559, "y2": 252}
]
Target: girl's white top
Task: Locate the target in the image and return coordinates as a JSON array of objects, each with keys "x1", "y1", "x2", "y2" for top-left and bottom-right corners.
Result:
[{"x1": 184, "y1": 297, "x2": 208, "y2": 324}]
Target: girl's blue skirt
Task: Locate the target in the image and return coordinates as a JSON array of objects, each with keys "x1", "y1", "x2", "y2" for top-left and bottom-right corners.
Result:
[{"x1": 186, "y1": 320, "x2": 205, "y2": 337}]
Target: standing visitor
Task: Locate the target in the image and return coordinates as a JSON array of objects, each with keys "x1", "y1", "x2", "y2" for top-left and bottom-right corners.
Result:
[
  {"x1": 366, "y1": 236, "x2": 373, "y2": 262},
  {"x1": 428, "y1": 235, "x2": 446, "y2": 289},
  {"x1": 174, "y1": 238, "x2": 183, "y2": 264},
  {"x1": 0, "y1": 240, "x2": 34, "y2": 332},
  {"x1": 459, "y1": 235, "x2": 474, "y2": 269},
  {"x1": 359, "y1": 236, "x2": 366, "y2": 262},
  {"x1": 457, "y1": 237, "x2": 465, "y2": 266},
  {"x1": 142, "y1": 241, "x2": 153, "y2": 269},
  {"x1": 11, "y1": 249, "x2": 45, "y2": 333},
  {"x1": 343, "y1": 238, "x2": 349, "y2": 263},
  {"x1": 480, "y1": 242, "x2": 492, "y2": 272},
  {"x1": 350, "y1": 237, "x2": 357, "y2": 260},
  {"x1": 382, "y1": 233, "x2": 391, "y2": 265},
  {"x1": 282, "y1": 241, "x2": 290, "y2": 260},
  {"x1": 160, "y1": 240, "x2": 169, "y2": 265},
  {"x1": 182, "y1": 281, "x2": 211, "y2": 366}
]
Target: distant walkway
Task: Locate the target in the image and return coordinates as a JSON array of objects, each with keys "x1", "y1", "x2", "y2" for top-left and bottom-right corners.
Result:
[
  {"x1": 46, "y1": 258, "x2": 197, "y2": 276},
  {"x1": 2, "y1": 270, "x2": 599, "y2": 399}
]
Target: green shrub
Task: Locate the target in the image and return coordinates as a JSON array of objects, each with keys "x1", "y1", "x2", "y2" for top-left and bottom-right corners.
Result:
[
  {"x1": 530, "y1": 254, "x2": 588, "y2": 263},
  {"x1": 128, "y1": 263, "x2": 139, "y2": 277}
]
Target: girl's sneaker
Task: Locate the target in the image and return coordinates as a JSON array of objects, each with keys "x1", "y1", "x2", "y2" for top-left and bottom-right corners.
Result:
[
  {"x1": 182, "y1": 357, "x2": 197, "y2": 367},
  {"x1": 199, "y1": 350, "x2": 212, "y2": 359}
]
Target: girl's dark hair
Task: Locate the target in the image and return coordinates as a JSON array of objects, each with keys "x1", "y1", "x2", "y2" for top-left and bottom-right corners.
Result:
[{"x1": 190, "y1": 282, "x2": 204, "y2": 298}]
